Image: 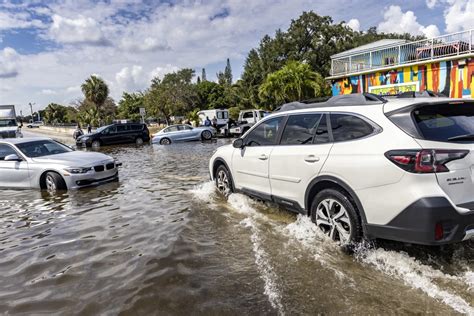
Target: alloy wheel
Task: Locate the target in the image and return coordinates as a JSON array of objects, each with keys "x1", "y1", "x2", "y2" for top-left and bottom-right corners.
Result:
[
  {"x1": 216, "y1": 169, "x2": 231, "y2": 196},
  {"x1": 202, "y1": 130, "x2": 212, "y2": 140},
  {"x1": 45, "y1": 174, "x2": 57, "y2": 192},
  {"x1": 161, "y1": 138, "x2": 171, "y2": 145},
  {"x1": 315, "y1": 198, "x2": 352, "y2": 244}
]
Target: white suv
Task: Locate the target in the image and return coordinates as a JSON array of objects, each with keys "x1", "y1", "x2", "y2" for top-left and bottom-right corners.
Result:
[{"x1": 209, "y1": 93, "x2": 474, "y2": 245}]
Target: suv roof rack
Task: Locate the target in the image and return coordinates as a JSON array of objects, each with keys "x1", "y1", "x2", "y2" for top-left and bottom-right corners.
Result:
[
  {"x1": 275, "y1": 93, "x2": 386, "y2": 112},
  {"x1": 396, "y1": 90, "x2": 447, "y2": 98}
]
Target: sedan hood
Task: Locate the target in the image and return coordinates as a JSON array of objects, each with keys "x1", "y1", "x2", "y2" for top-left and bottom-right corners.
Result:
[{"x1": 31, "y1": 151, "x2": 113, "y2": 166}]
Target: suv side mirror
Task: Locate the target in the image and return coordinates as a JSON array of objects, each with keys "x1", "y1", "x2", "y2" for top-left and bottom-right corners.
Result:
[
  {"x1": 4, "y1": 154, "x2": 22, "y2": 161},
  {"x1": 233, "y1": 138, "x2": 244, "y2": 149}
]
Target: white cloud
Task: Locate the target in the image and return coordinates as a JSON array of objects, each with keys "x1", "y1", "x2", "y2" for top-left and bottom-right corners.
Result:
[
  {"x1": 149, "y1": 65, "x2": 180, "y2": 81},
  {"x1": 115, "y1": 65, "x2": 145, "y2": 92},
  {"x1": 66, "y1": 86, "x2": 81, "y2": 93},
  {"x1": 426, "y1": 0, "x2": 438, "y2": 8},
  {"x1": 48, "y1": 14, "x2": 109, "y2": 45},
  {"x1": 378, "y1": 5, "x2": 440, "y2": 38},
  {"x1": 345, "y1": 19, "x2": 360, "y2": 32},
  {"x1": 41, "y1": 89, "x2": 57, "y2": 95},
  {"x1": 0, "y1": 11, "x2": 44, "y2": 30},
  {"x1": 0, "y1": 47, "x2": 20, "y2": 78},
  {"x1": 444, "y1": 0, "x2": 474, "y2": 32}
]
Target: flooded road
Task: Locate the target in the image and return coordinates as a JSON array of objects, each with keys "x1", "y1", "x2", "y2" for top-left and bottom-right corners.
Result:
[{"x1": 0, "y1": 136, "x2": 473, "y2": 315}]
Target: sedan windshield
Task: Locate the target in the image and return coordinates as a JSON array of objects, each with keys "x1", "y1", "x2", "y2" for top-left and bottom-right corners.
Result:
[{"x1": 16, "y1": 140, "x2": 72, "y2": 158}]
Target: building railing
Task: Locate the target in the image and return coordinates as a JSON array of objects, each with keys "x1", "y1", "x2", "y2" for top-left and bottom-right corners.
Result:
[{"x1": 330, "y1": 29, "x2": 473, "y2": 77}]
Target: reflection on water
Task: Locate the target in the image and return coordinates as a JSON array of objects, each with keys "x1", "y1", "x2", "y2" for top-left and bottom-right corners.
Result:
[{"x1": 0, "y1": 140, "x2": 473, "y2": 315}]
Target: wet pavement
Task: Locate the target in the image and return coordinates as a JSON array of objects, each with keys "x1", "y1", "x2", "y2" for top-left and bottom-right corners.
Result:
[{"x1": 0, "y1": 134, "x2": 473, "y2": 315}]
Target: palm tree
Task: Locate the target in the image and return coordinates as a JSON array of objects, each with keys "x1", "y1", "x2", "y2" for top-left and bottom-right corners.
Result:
[
  {"x1": 259, "y1": 61, "x2": 325, "y2": 107},
  {"x1": 81, "y1": 75, "x2": 109, "y2": 115}
]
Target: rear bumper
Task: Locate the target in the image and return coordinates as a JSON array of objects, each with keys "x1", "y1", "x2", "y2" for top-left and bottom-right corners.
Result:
[{"x1": 366, "y1": 197, "x2": 474, "y2": 245}]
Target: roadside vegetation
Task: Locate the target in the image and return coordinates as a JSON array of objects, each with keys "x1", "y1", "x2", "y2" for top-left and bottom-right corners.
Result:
[{"x1": 38, "y1": 11, "x2": 423, "y2": 126}]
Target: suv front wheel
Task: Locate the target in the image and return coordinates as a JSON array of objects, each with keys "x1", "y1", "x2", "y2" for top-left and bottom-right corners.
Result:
[
  {"x1": 310, "y1": 188, "x2": 362, "y2": 245},
  {"x1": 215, "y1": 165, "x2": 233, "y2": 196}
]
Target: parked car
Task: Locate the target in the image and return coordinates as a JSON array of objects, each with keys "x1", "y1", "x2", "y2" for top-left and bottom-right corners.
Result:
[
  {"x1": 209, "y1": 93, "x2": 474, "y2": 246},
  {"x1": 0, "y1": 137, "x2": 121, "y2": 191},
  {"x1": 26, "y1": 121, "x2": 44, "y2": 128},
  {"x1": 152, "y1": 124, "x2": 216, "y2": 145},
  {"x1": 76, "y1": 123, "x2": 150, "y2": 147}
]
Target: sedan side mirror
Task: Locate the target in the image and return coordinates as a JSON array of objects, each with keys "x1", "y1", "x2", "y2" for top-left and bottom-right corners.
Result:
[
  {"x1": 233, "y1": 138, "x2": 244, "y2": 149},
  {"x1": 4, "y1": 154, "x2": 22, "y2": 161}
]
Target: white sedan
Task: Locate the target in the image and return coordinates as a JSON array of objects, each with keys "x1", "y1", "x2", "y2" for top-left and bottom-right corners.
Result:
[{"x1": 0, "y1": 137, "x2": 120, "y2": 191}]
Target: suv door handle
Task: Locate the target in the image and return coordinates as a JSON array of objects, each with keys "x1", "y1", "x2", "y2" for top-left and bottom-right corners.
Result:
[
  {"x1": 258, "y1": 154, "x2": 268, "y2": 160},
  {"x1": 304, "y1": 155, "x2": 320, "y2": 163}
]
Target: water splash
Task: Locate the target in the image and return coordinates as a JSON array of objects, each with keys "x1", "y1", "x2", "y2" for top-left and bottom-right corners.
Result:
[{"x1": 355, "y1": 246, "x2": 474, "y2": 315}]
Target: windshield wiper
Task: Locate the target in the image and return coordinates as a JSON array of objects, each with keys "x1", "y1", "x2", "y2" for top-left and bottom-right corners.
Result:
[{"x1": 448, "y1": 134, "x2": 474, "y2": 141}]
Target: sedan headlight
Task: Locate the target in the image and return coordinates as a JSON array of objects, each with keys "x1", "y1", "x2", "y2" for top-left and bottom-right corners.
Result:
[{"x1": 64, "y1": 167, "x2": 92, "y2": 174}]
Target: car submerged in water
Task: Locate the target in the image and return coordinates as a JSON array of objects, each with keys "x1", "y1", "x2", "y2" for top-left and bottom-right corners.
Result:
[
  {"x1": 152, "y1": 124, "x2": 216, "y2": 145},
  {"x1": 76, "y1": 123, "x2": 150, "y2": 148},
  {"x1": 0, "y1": 137, "x2": 121, "y2": 191}
]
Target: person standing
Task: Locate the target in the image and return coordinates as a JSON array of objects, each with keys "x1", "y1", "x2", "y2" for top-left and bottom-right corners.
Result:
[
  {"x1": 87, "y1": 124, "x2": 92, "y2": 134},
  {"x1": 73, "y1": 124, "x2": 84, "y2": 140},
  {"x1": 204, "y1": 116, "x2": 211, "y2": 126}
]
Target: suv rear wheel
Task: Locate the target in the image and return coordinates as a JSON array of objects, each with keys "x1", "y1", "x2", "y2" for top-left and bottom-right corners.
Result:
[
  {"x1": 310, "y1": 188, "x2": 362, "y2": 245},
  {"x1": 135, "y1": 137, "x2": 144, "y2": 145},
  {"x1": 215, "y1": 165, "x2": 233, "y2": 196}
]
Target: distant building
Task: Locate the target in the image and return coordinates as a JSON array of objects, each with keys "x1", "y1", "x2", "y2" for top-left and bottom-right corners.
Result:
[{"x1": 327, "y1": 29, "x2": 473, "y2": 98}]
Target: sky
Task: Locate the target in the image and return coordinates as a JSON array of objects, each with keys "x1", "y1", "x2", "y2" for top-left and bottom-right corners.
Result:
[{"x1": 0, "y1": 0, "x2": 473, "y2": 115}]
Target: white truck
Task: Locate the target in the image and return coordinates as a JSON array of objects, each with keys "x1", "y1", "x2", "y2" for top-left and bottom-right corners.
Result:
[
  {"x1": 0, "y1": 105, "x2": 22, "y2": 138},
  {"x1": 229, "y1": 109, "x2": 269, "y2": 137}
]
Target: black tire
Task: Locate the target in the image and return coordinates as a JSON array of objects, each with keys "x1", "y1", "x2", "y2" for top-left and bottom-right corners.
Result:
[
  {"x1": 135, "y1": 137, "x2": 144, "y2": 145},
  {"x1": 201, "y1": 130, "x2": 212, "y2": 141},
  {"x1": 160, "y1": 138, "x2": 171, "y2": 145},
  {"x1": 44, "y1": 172, "x2": 67, "y2": 192},
  {"x1": 310, "y1": 188, "x2": 362, "y2": 245},
  {"x1": 215, "y1": 165, "x2": 234, "y2": 196},
  {"x1": 91, "y1": 140, "x2": 101, "y2": 148}
]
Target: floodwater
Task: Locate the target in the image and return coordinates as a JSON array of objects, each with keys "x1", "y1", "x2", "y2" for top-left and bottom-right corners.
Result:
[{"x1": 0, "y1": 136, "x2": 473, "y2": 315}]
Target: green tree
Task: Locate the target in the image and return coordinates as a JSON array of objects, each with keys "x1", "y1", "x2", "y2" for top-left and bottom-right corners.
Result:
[
  {"x1": 81, "y1": 75, "x2": 110, "y2": 117},
  {"x1": 43, "y1": 103, "x2": 67, "y2": 124},
  {"x1": 144, "y1": 68, "x2": 197, "y2": 124},
  {"x1": 117, "y1": 92, "x2": 144, "y2": 122},
  {"x1": 224, "y1": 58, "x2": 232, "y2": 85},
  {"x1": 259, "y1": 61, "x2": 326, "y2": 109}
]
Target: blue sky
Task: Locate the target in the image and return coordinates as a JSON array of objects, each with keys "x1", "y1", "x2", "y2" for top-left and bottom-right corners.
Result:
[{"x1": 0, "y1": 0, "x2": 472, "y2": 114}]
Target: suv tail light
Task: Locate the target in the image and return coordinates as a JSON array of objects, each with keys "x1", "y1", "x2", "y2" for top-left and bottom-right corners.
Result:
[{"x1": 385, "y1": 149, "x2": 468, "y2": 173}]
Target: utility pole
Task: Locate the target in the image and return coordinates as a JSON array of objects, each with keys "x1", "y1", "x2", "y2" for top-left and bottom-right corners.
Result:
[{"x1": 29, "y1": 102, "x2": 35, "y2": 122}]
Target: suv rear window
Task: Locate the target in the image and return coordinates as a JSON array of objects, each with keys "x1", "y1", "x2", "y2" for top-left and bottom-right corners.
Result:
[{"x1": 412, "y1": 103, "x2": 474, "y2": 142}]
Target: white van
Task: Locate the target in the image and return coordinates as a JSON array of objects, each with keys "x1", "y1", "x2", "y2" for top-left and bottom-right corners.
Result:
[{"x1": 198, "y1": 109, "x2": 229, "y2": 128}]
